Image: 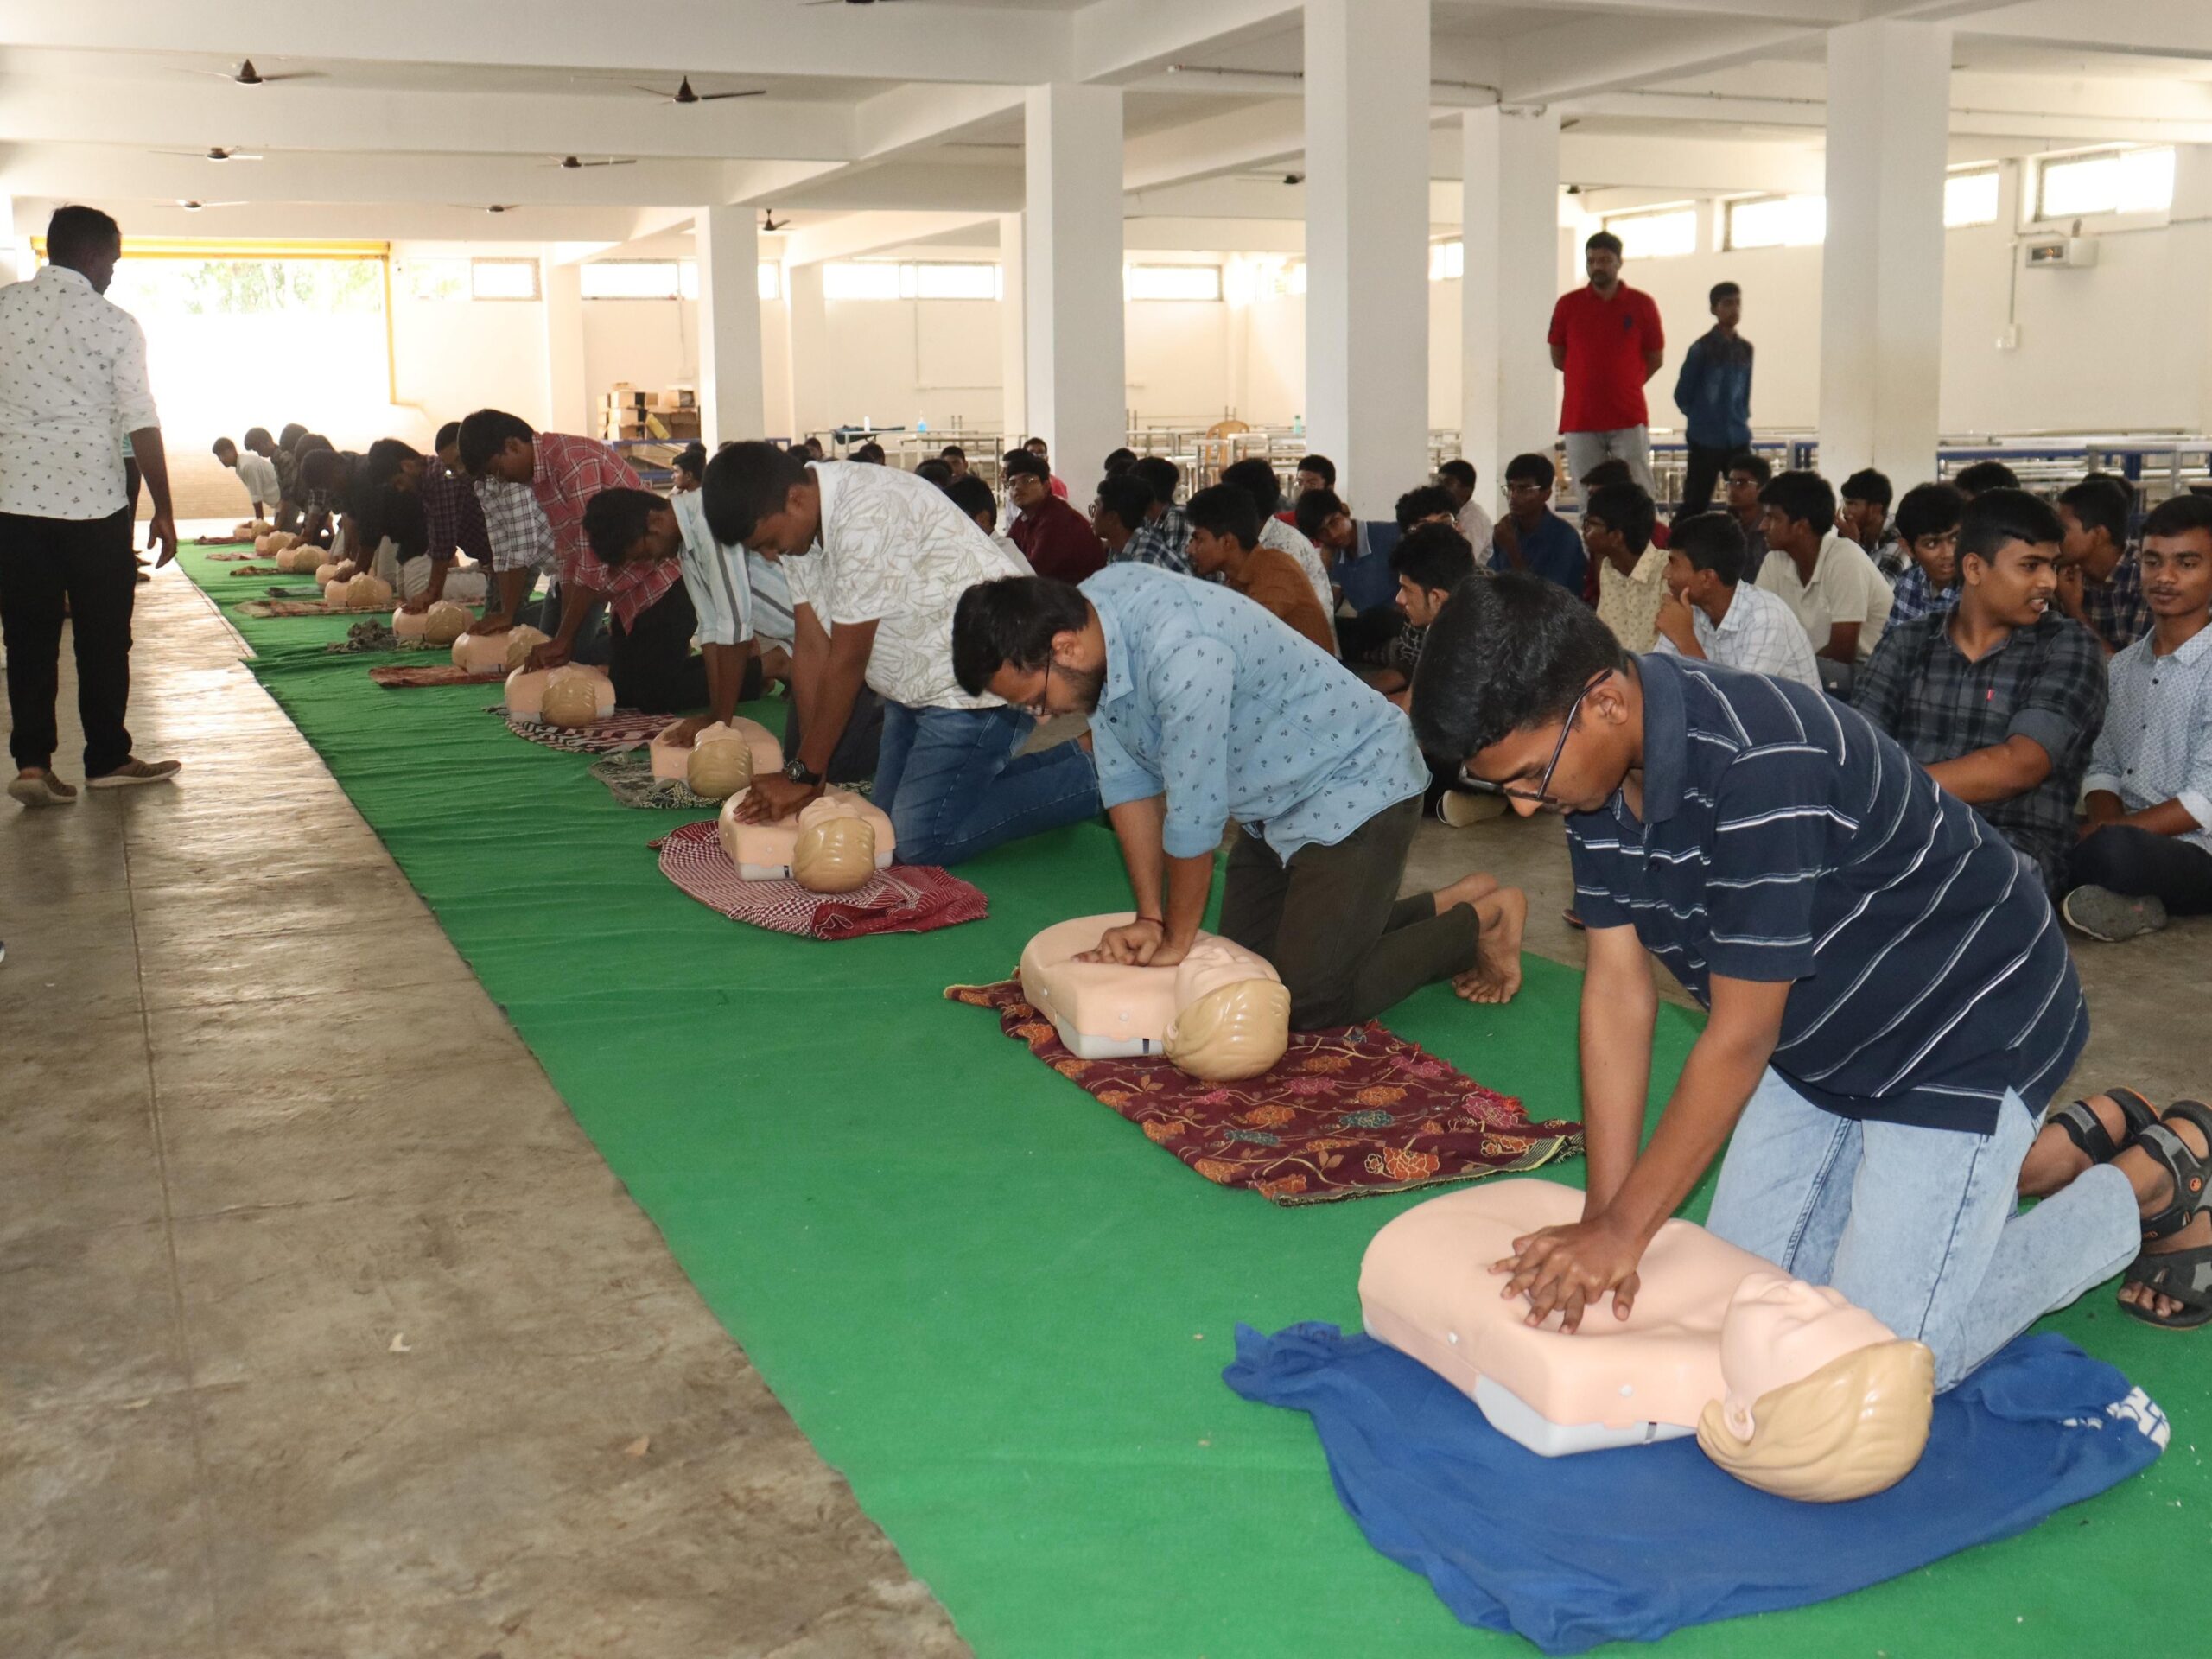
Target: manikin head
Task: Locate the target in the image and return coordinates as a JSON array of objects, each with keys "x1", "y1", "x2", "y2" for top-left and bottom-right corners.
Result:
[
  {"x1": 1664, "y1": 512, "x2": 1750, "y2": 614},
  {"x1": 47, "y1": 204, "x2": 123, "y2": 294},
  {"x1": 1160, "y1": 942, "x2": 1292, "y2": 1081},
  {"x1": 2139, "y1": 492, "x2": 2212, "y2": 626},
  {"x1": 1391, "y1": 522, "x2": 1476, "y2": 629},
  {"x1": 953, "y1": 576, "x2": 1108, "y2": 718},
  {"x1": 703, "y1": 441, "x2": 820, "y2": 560},
  {"x1": 1584, "y1": 229, "x2": 1624, "y2": 294},
  {"x1": 1894, "y1": 482, "x2": 1964, "y2": 593},
  {"x1": 1956, "y1": 488, "x2": 2063, "y2": 632},
  {"x1": 1709, "y1": 280, "x2": 1742, "y2": 333},
  {"x1": 457, "y1": 408, "x2": 537, "y2": 484}
]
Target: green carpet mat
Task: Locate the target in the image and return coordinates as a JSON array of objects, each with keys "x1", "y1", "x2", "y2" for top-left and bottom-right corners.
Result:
[{"x1": 177, "y1": 544, "x2": 2200, "y2": 1656}]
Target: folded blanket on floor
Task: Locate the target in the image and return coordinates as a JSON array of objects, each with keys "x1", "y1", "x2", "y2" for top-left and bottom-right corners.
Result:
[
  {"x1": 655, "y1": 819, "x2": 988, "y2": 939},
  {"x1": 237, "y1": 598, "x2": 385, "y2": 618},
  {"x1": 502, "y1": 709, "x2": 667, "y2": 754},
  {"x1": 945, "y1": 977, "x2": 1580, "y2": 1204},
  {"x1": 369, "y1": 663, "x2": 510, "y2": 688},
  {"x1": 1224, "y1": 1324, "x2": 2166, "y2": 1653}
]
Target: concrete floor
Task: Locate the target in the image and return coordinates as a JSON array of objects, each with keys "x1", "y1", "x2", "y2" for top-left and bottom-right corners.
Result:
[{"x1": 7, "y1": 552, "x2": 2207, "y2": 1656}]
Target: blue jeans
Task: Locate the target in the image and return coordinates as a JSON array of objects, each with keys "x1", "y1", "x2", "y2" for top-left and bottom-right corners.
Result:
[
  {"x1": 874, "y1": 702, "x2": 1100, "y2": 868},
  {"x1": 1704, "y1": 1069, "x2": 2139, "y2": 1390}
]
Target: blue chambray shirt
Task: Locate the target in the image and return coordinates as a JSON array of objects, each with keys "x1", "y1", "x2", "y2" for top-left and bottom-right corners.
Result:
[{"x1": 1079, "y1": 563, "x2": 1425, "y2": 861}]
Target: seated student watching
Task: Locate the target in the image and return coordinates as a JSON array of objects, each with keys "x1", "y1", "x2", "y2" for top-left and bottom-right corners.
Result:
[
  {"x1": 1294, "y1": 486, "x2": 1355, "y2": 596},
  {"x1": 1091, "y1": 472, "x2": 1157, "y2": 564},
  {"x1": 1955, "y1": 459, "x2": 2020, "y2": 499},
  {"x1": 1755, "y1": 469, "x2": 1892, "y2": 695},
  {"x1": 1436, "y1": 459, "x2": 1494, "y2": 556},
  {"x1": 213, "y1": 435, "x2": 280, "y2": 523},
  {"x1": 1122, "y1": 455, "x2": 1194, "y2": 575},
  {"x1": 705, "y1": 442, "x2": 1099, "y2": 866},
  {"x1": 578, "y1": 488, "x2": 724, "y2": 715},
  {"x1": 1853, "y1": 488, "x2": 2107, "y2": 894},
  {"x1": 2056, "y1": 476, "x2": 2149, "y2": 658},
  {"x1": 1184, "y1": 484, "x2": 1337, "y2": 654},
  {"x1": 1488, "y1": 452, "x2": 1586, "y2": 595},
  {"x1": 939, "y1": 444, "x2": 969, "y2": 480},
  {"x1": 1221, "y1": 457, "x2": 1337, "y2": 632},
  {"x1": 952, "y1": 568, "x2": 1529, "y2": 1019},
  {"x1": 946, "y1": 472, "x2": 1029, "y2": 570},
  {"x1": 1294, "y1": 454, "x2": 1337, "y2": 500},
  {"x1": 1720, "y1": 448, "x2": 1771, "y2": 575},
  {"x1": 1837, "y1": 468, "x2": 1903, "y2": 577},
  {"x1": 1407, "y1": 571, "x2": 2176, "y2": 1388},
  {"x1": 670, "y1": 443, "x2": 707, "y2": 493},
  {"x1": 1023, "y1": 435, "x2": 1070, "y2": 499},
  {"x1": 914, "y1": 456, "x2": 956, "y2": 489},
  {"x1": 1005, "y1": 448, "x2": 1103, "y2": 582},
  {"x1": 1886, "y1": 481, "x2": 1964, "y2": 626},
  {"x1": 1371, "y1": 524, "x2": 1507, "y2": 830},
  {"x1": 2061, "y1": 491, "x2": 2212, "y2": 945},
  {"x1": 1652, "y1": 511, "x2": 1820, "y2": 690},
  {"x1": 1584, "y1": 480, "x2": 1669, "y2": 654},
  {"x1": 850, "y1": 441, "x2": 887, "y2": 465},
  {"x1": 1103, "y1": 446, "x2": 1138, "y2": 477}
]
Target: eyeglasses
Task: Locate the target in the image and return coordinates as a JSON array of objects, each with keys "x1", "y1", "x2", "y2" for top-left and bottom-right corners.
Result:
[
  {"x1": 1019, "y1": 658, "x2": 1055, "y2": 720},
  {"x1": 1465, "y1": 671, "x2": 1608, "y2": 807}
]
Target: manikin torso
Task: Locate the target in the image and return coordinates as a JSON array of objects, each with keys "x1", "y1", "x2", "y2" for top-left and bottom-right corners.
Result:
[
  {"x1": 717, "y1": 786, "x2": 895, "y2": 880},
  {"x1": 1019, "y1": 913, "x2": 1280, "y2": 1060},
  {"x1": 649, "y1": 718, "x2": 784, "y2": 784}
]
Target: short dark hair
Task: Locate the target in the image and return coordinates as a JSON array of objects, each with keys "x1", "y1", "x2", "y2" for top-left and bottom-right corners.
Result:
[
  {"x1": 1410, "y1": 572, "x2": 1626, "y2": 763},
  {"x1": 938, "y1": 444, "x2": 966, "y2": 461},
  {"x1": 1955, "y1": 460, "x2": 2020, "y2": 497},
  {"x1": 456, "y1": 409, "x2": 533, "y2": 475},
  {"x1": 1220, "y1": 457, "x2": 1284, "y2": 517},
  {"x1": 1103, "y1": 447, "x2": 1137, "y2": 474},
  {"x1": 582, "y1": 487, "x2": 665, "y2": 566},
  {"x1": 433, "y1": 421, "x2": 461, "y2": 453},
  {"x1": 300, "y1": 447, "x2": 348, "y2": 491},
  {"x1": 46, "y1": 204, "x2": 120, "y2": 268},
  {"x1": 951, "y1": 576, "x2": 1089, "y2": 696},
  {"x1": 1294, "y1": 486, "x2": 1345, "y2": 543},
  {"x1": 1025, "y1": 436, "x2": 1049, "y2": 454},
  {"x1": 1668, "y1": 512, "x2": 1749, "y2": 587},
  {"x1": 211, "y1": 436, "x2": 237, "y2": 458},
  {"x1": 359, "y1": 437, "x2": 422, "y2": 491},
  {"x1": 673, "y1": 442, "x2": 709, "y2": 483},
  {"x1": 945, "y1": 474, "x2": 997, "y2": 527},
  {"x1": 915, "y1": 456, "x2": 955, "y2": 487},
  {"x1": 1437, "y1": 459, "x2": 1476, "y2": 491},
  {"x1": 1003, "y1": 448, "x2": 1051, "y2": 484},
  {"x1": 1585, "y1": 480, "x2": 1656, "y2": 555},
  {"x1": 2057, "y1": 477, "x2": 2130, "y2": 547},
  {"x1": 1957, "y1": 486, "x2": 2064, "y2": 569},
  {"x1": 1185, "y1": 482, "x2": 1262, "y2": 549},
  {"x1": 1580, "y1": 458, "x2": 1634, "y2": 491},
  {"x1": 279, "y1": 423, "x2": 308, "y2": 451},
  {"x1": 1296, "y1": 454, "x2": 1337, "y2": 486},
  {"x1": 1504, "y1": 452, "x2": 1556, "y2": 491},
  {"x1": 1395, "y1": 484, "x2": 1458, "y2": 531},
  {"x1": 1585, "y1": 229, "x2": 1624, "y2": 257},
  {"x1": 1095, "y1": 473, "x2": 1155, "y2": 535},
  {"x1": 1130, "y1": 455, "x2": 1179, "y2": 505},
  {"x1": 1724, "y1": 449, "x2": 1771, "y2": 486},
  {"x1": 852, "y1": 441, "x2": 886, "y2": 464},
  {"x1": 243, "y1": 426, "x2": 272, "y2": 449},
  {"x1": 1390, "y1": 522, "x2": 1475, "y2": 594},
  {"x1": 2142, "y1": 490, "x2": 2212, "y2": 542},
  {"x1": 1709, "y1": 281, "x2": 1740, "y2": 308},
  {"x1": 702, "y1": 441, "x2": 810, "y2": 546},
  {"x1": 1840, "y1": 467, "x2": 1893, "y2": 510},
  {"x1": 1894, "y1": 481, "x2": 1966, "y2": 546},
  {"x1": 293, "y1": 433, "x2": 332, "y2": 461},
  {"x1": 1759, "y1": 470, "x2": 1836, "y2": 535}
]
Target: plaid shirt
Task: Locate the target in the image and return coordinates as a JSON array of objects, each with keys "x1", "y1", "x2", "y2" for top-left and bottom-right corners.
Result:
[
  {"x1": 478, "y1": 477, "x2": 557, "y2": 576},
  {"x1": 1853, "y1": 609, "x2": 2108, "y2": 891},
  {"x1": 1886, "y1": 563, "x2": 1959, "y2": 626},
  {"x1": 1117, "y1": 505, "x2": 1194, "y2": 576},
  {"x1": 529, "y1": 431, "x2": 668, "y2": 628},
  {"x1": 418, "y1": 467, "x2": 492, "y2": 567},
  {"x1": 2080, "y1": 550, "x2": 2152, "y2": 652}
]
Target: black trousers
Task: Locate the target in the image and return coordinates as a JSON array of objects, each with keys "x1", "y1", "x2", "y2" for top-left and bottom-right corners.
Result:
[
  {"x1": 1217, "y1": 794, "x2": 1479, "y2": 1030},
  {"x1": 1679, "y1": 442, "x2": 1732, "y2": 518},
  {"x1": 607, "y1": 581, "x2": 710, "y2": 715},
  {"x1": 0, "y1": 507, "x2": 137, "y2": 774},
  {"x1": 2068, "y1": 823, "x2": 2212, "y2": 915},
  {"x1": 782, "y1": 683, "x2": 887, "y2": 785}
]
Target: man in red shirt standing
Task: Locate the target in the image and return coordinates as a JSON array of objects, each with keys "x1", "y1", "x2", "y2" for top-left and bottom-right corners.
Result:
[{"x1": 1548, "y1": 230, "x2": 1665, "y2": 504}]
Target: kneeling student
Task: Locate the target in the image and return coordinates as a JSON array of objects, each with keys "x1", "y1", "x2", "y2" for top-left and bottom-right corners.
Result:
[
  {"x1": 1185, "y1": 483, "x2": 1338, "y2": 654},
  {"x1": 953, "y1": 565, "x2": 1528, "y2": 1020},
  {"x1": 578, "y1": 489, "x2": 715, "y2": 715}
]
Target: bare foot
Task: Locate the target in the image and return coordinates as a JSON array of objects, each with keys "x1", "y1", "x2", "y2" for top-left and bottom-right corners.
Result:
[
  {"x1": 2018, "y1": 1091, "x2": 2126, "y2": 1198},
  {"x1": 2118, "y1": 1108, "x2": 2211, "y2": 1322},
  {"x1": 1453, "y1": 886, "x2": 1527, "y2": 1005},
  {"x1": 1433, "y1": 869, "x2": 1500, "y2": 919}
]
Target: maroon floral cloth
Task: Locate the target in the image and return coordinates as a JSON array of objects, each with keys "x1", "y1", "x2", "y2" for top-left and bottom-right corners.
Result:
[
  {"x1": 503, "y1": 709, "x2": 667, "y2": 754},
  {"x1": 369, "y1": 664, "x2": 509, "y2": 689},
  {"x1": 946, "y1": 976, "x2": 1582, "y2": 1205},
  {"x1": 655, "y1": 819, "x2": 988, "y2": 940}
]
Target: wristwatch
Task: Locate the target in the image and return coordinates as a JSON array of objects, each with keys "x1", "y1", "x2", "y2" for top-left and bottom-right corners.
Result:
[{"x1": 783, "y1": 757, "x2": 823, "y2": 786}]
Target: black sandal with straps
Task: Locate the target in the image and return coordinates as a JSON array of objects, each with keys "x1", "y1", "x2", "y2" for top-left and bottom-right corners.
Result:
[
  {"x1": 2050, "y1": 1087, "x2": 2158, "y2": 1166},
  {"x1": 2120, "y1": 1100, "x2": 2212, "y2": 1332}
]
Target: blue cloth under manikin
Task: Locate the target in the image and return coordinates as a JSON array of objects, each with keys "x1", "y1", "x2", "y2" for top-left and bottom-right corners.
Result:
[{"x1": 1224, "y1": 1324, "x2": 2164, "y2": 1655}]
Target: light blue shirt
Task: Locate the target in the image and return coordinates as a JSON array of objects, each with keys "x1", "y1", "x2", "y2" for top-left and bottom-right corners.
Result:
[
  {"x1": 2083, "y1": 622, "x2": 2212, "y2": 855},
  {"x1": 672, "y1": 489, "x2": 752, "y2": 646},
  {"x1": 1080, "y1": 562, "x2": 1425, "y2": 861}
]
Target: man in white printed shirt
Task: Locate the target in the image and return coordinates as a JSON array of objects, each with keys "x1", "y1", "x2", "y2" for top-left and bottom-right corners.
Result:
[
  {"x1": 1652, "y1": 511, "x2": 1821, "y2": 689},
  {"x1": 704, "y1": 443, "x2": 1100, "y2": 867},
  {"x1": 0, "y1": 207, "x2": 181, "y2": 804}
]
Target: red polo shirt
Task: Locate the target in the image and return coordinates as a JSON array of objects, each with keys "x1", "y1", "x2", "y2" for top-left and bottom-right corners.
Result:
[{"x1": 1549, "y1": 283, "x2": 1665, "y2": 434}]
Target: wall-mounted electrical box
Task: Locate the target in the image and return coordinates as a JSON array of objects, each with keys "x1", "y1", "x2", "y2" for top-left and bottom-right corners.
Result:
[{"x1": 2022, "y1": 235, "x2": 2099, "y2": 270}]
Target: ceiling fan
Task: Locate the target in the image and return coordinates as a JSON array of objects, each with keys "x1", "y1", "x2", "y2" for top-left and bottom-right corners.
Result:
[
  {"x1": 804, "y1": 1, "x2": 919, "y2": 7},
  {"x1": 175, "y1": 200, "x2": 245, "y2": 212},
  {"x1": 761, "y1": 209, "x2": 791, "y2": 232},
  {"x1": 451, "y1": 204, "x2": 524, "y2": 214},
  {"x1": 194, "y1": 58, "x2": 321, "y2": 86},
  {"x1": 633, "y1": 75, "x2": 766, "y2": 104},
  {"x1": 156, "y1": 146, "x2": 264, "y2": 162},
  {"x1": 547, "y1": 155, "x2": 638, "y2": 169}
]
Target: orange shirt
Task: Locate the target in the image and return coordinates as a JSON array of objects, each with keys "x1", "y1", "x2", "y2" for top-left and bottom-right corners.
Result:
[{"x1": 1227, "y1": 545, "x2": 1337, "y2": 655}]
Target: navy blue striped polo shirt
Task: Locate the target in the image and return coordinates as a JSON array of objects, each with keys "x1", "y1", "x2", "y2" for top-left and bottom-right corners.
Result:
[{"x1": 1567, "y1": 653, "x2": 2087, "y2": 1133}]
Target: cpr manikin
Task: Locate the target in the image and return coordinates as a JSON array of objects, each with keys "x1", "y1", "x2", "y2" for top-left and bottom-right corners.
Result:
[
  {"x1": 648, "y1": 719, "x2": 785, "y2": 798},
  {"x1": 504, "y1": 662, "x2": 613, "y2": 726},
  {"x1": 717, "y1": 787, "x2": 894, "y2": 891},
  {"x1": 1018, "y1": 914, "x2": 1293, "y2": 1083},
  {"x1": 1358, "y1": 1181, "x2": 1935, "y2": 1502},
  {"x1": 454, "y1": 626, "x2": 549, "y2": 675}
]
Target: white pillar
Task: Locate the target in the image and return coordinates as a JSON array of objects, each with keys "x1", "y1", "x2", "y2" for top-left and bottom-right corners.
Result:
[
  {"x1": 541, "y1": 252, "x2": 585, "y2": 435},
  {"x1": 1304, "y1": 0, "x2": 1431, "y2": 505},
  {"x1": 1461, "y1": 106, "x2": 1561, "y2": 517},
  {"x1": 1818, "y1": 19, "x2": 1950, "y2": 490},
  {"x1": 0, "y1": 195, "x2": 18, "y2": 285},
  {"x1": 696, "y1": 205, "x2": 766, "y2": 448},
  {"x1": 1023, "y1": 84, "x2": 1125, "y2": 493},
  {"x1": 2168, "y1": 148, "x2": 2212, "y2": 443},
  {"x1": 785, "y1": 262, "x2": 829, "y2": 443},
  {"x1": 998, "y1": 212, "x2": 1027, "y2": 450}
]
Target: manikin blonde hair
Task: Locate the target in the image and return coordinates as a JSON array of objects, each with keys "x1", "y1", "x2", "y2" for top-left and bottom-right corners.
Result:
[
  {"x1": 792, "y1": 813, "x2": 876, "y2": 893},
  {"x1": 1696, "y1": 1338, "x2": 1936, "y2": 1502},
  {"x1": 1162, "y1": 977, "x2": 1292, "y2": 1082}
]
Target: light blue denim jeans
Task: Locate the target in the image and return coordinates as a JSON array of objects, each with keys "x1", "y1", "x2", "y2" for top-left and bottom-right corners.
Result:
[
  {"x1": 874, "y1": 702, "x2": 1100, "y2": 868},
  {"x1": 1704, "y1": 1068, "x2": 2139, "y2": 1390}
]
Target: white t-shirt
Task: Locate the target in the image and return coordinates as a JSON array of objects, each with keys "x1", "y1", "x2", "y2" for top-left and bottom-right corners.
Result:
[
  {"x1": 1455, "y1": 499, "x2": 1496, "y2": 557},
  {"x1": 235, "y1": 450, "x2": 281, "y2": 508},
  {"x1": 1756, "y1": 531, "x2": 1894, "y2": 663},
  {"x1": 784, "y1": 461, "x2": 1027, "y2": 709}
]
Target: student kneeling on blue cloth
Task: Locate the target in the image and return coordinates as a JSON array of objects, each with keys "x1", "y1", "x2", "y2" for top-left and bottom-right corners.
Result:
[{"x1": 1408, "y1": 572, "x2": 2212, "y2": 1382}]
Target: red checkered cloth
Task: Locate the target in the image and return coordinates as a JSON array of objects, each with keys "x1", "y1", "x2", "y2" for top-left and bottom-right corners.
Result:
[
  {"x1": 371, "y1": 664, "x2": 511, "y2": 689},
  {"x1": 502, "y1": 709, "x2": 668, "y2": 754},
  {"x1": 945, "y1": 976, "x2": 1583, "y2": 1205},
  {"x1": 655, "y1": 820, "x2": 988, "y2": 940}
]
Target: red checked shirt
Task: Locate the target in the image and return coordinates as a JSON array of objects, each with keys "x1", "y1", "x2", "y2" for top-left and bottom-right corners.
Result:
[
  {"x1": 1548, "y1": 283, "x2": 1665, "y2": 434},
  {"x1": 529, "y1": 431, "x2": 668, "y2": 627}
]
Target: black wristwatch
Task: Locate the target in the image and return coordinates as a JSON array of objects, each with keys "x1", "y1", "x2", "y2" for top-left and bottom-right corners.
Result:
[{"x1": 783, "y1": 757, "x2": 823, "y2": 786}]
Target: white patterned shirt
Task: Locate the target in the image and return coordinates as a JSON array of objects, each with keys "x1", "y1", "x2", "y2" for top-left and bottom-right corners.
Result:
[
  {"x1": 672, "y1": 488, "x2": 753, "y2": 647},
  {"x1": 0, "y1": 264, "x2": 161, "y2": 519},
  {"x1": 1595, "y1": 545, "x2": 1672, "y2": 654},
  {"x1": 1654, "y1": 580, "x2": 1821, "y2": 690},
  {"x1": 2082, "y1": 622, "x2": 2212, "y2": 855},
  {"x1": 785, "y1": 460, "x2": 1027, "y2": 709}
]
